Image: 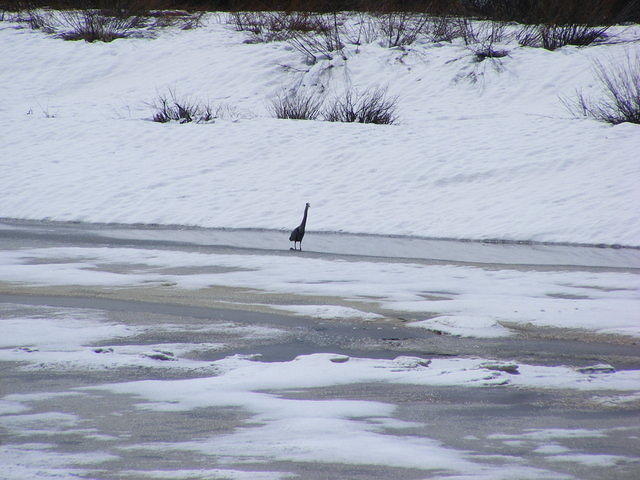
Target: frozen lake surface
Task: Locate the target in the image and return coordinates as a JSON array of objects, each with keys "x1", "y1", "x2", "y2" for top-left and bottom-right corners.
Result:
[
  {"x1": 2, "y1": 218, "x2": 639, "y2": 268},
  {"x1": 1, "y1": 220, "x2": 639, "y2": 480}
]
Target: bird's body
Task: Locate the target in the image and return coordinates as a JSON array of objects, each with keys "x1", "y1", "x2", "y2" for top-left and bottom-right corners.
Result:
[{"x1": 290, "y1": 203, "x2": 310, "y2": 250}]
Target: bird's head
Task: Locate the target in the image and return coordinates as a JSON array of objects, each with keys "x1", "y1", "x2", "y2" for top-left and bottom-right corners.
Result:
[{"x1": 306, "y1": 202, "x2": 311, "y2": 208}]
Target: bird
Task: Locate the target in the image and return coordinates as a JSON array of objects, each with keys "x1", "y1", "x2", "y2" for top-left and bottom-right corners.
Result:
[{"x1": 289, "y1": 202, "x2": 310, "y2": 251}]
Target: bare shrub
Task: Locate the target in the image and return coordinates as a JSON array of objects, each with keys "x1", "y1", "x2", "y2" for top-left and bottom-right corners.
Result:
[
  {"x1": 517, "y1": 24, "x2": 610, "y2": 50},
  {"x1": 429, "y1": 15, "x2": 459, "y2": 42},
  {"x1": 458, "y1": 19, "x2": 507, "y2": 46},
  {"x1": 455, "y1": 18, "x2": 478, "y2": 45},
  {"x1": 542, "y1": 24, "x2": 610, "y2": 49},
  {"x1": 56, "y1": 10, "x2": 142, "y2": 41},
  {"x1": 465, "y1": 21, "x2": 509, "y2": 61},
  {"x1": 229, "y1": 11, "x2": 329, "y2": 43},
  {"x1": 150, "y1": 10, "x2": 205, "y2": 30},
  {"x1": 18, "y1": 8, "x2": 145, "y2": 41},
  {"x1": 563, "y1": 53, "x2": 640, "y2": 125},
  {"x1": 228, "y1": 11, "x2": 263, "y2": 34},
  {"x1": 376, "y1": 12, "x2": 429, "y2": 47},
  {"x1": 23, "y1": 9, "x2": 56, "y2": 32},
  {"x1": 343, "y1": 13, "x2": 378, "y2": 45},
  {"x1": 324, "y1": 87, "x2": 398, "y2": 124},
  {"x1": 269, "y1": 89, "x2": 324, "y2": 120},
  {"x1": 269, "y1": 11, "x2": 329, "y2": 34},
  {"x1": 515, "y1": 24, "x2": 540, "y2": 47},
  {"x1": 287, "y1": 13, "x2": 344, "y2": 64},
  {"x1": 17, "y1": 4, "x2": 204, "y2": 42},
  {"x1": 178, "y1": 11, "x2": 205, "y2": 30},
  {"x1": 150, "y1": 91, "x2": 223, "y2": 124},
  {"x1": 473, "y1": 46, "x2": 509, "y2": 61}
]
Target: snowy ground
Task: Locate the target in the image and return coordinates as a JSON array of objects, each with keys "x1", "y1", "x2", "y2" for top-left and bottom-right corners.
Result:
[{"x1": 1, "y1": 14, "x2": 639, "y2": 245}]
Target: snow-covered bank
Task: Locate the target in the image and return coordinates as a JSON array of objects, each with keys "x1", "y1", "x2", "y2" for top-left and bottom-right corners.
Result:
[{"x1": 1, "y1": 15, "x2": 639, "y2": 245}]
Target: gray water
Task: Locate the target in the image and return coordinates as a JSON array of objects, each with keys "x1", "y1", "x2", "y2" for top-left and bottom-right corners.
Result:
[{"x1": 1, "y1": 218, "x2": 639, "y2": 268}]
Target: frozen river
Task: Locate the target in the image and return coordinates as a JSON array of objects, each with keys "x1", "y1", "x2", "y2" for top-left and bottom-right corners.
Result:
[{"x1": 1, "y1": 220, "x2": 639, "y2": 480}]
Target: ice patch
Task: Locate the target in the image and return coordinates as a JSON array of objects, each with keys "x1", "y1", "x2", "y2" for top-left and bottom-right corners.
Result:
[
  {"x1": 547, "y1": 453, "x2": 632, "y2": 467},
  {"x1": 1, "y1": 247, "x2": 638, "y2": 339},
  {"x1": 489, "y1": 428, "x2": 608, "y2": 441},
  {"x1": 0, "y1": 307, "x2": 138, "y2": 348},
  {"x1": 84, "y1": 353, "x2": 640, "y2": 474},
  {"x1": 0, "y1": 343, "x2": 221, "y2": 372},
  {"x1": 0, "y1": 412, "x2": 80, "y2": 434},
  {"x1": 0, "y1": 400, "x2": 29, "y2": 415},
  {"x1": 0, "y1": 443, "x2": 117, "y2": 480},
  {"x1": 0, "y1": 304, "x2": 285, "y2": 372},
  {"x1": 269, "y1": 304, "x2": 383, "y2": 320},
  {"x1": 118, "y1": 469, "x2": 292, "y2": 479},
  {"x1": 593, "y1": 392, "x2": 640, "y2": 406},
  {"x1": 164, "y1": 417, "x2": 477, "y2": 471},
  {"x1": 533, "y1": 444, "x2": 571, "y2": 455},
  {"x1": 409, "y1": 315, "x2": 512, "y2": 338}
]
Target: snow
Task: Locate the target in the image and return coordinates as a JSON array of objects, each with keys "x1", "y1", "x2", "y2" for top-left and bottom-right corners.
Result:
[
  {"x1": 488, "y1": 429, "x2": 608, "y2": 441},
  {"x1": 408, "y1": 315, "x2": 512, "y2": 338},
  {"x1": 1, "y1": 246, "x2": 638, "y2": 338},
  {"x1": 533, "y1": 444, "x2": 571, "y2": 455},
  {"x1": 593, "y1": 391, "x2": 640, "y2": 406},
  {"x1": 0, "y1": 443, "x2": 116, "y2": 480},
  {"x1": 0, "y1": 15, "x2": 639, "y2": 245},
  {"x1": 546, "y1": 454, "x2": 632, "y2": 467},
  {"x1": 2, "y1": 298, "x2": 638, "y2": 478},
  {"x1": 0, "y1": 303, "x2": 285, "y2": 371},
  {"x1": 0, "y1": 400, "x2": 29, "y2": 415},
  {"x1": 0, "y1": 412, "x2": 80, "y2": 435},
  {"x1": 117, "y1": 470, "x2": 292, "y2": 480},
  {"x1": 86, "y1": 353, "x2": 640, "y2": 474},
  {"x1": 96, "y1": 353, "x2": 640, "y2": 401},
  {"x1": 0, "y1": 305, "x2": 138, "y2": 348},
  {"x1": 428, "y1": 472, "x2": 572, "y2": 480},
  {"x1": 268, "y1": 304, "x2": 383, "y2": 320},
  {"x1": 0, "y1": 342, "x2": 222, "y2": 372},
  {"x1": 160, "y1": 417, "x2": 476, "y2": 471},
  {"x1": 1, "y1": 14, "x2": 639, "y2": 477}
]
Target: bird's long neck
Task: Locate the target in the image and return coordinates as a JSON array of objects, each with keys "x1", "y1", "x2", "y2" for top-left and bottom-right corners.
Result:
[{"x1": 301, "y1": 206, "x2": 309, "y2": 229}]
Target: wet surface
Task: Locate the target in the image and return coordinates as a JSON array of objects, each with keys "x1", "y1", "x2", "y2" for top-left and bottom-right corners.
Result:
[
  {"x1": 2, "y1": 217, "x2": 639, "y2": 268},
  {"x1": 2, "y1": 293, "x2": 639, "y2": 368},
  {"x1": 1, "y1": 300, "x2": 639, "y2": 480}
]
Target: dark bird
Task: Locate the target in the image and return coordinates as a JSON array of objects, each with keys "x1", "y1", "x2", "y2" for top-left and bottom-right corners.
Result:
[{"x1": 289, "y1": 202, "x2": 310, "y2": 251}]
